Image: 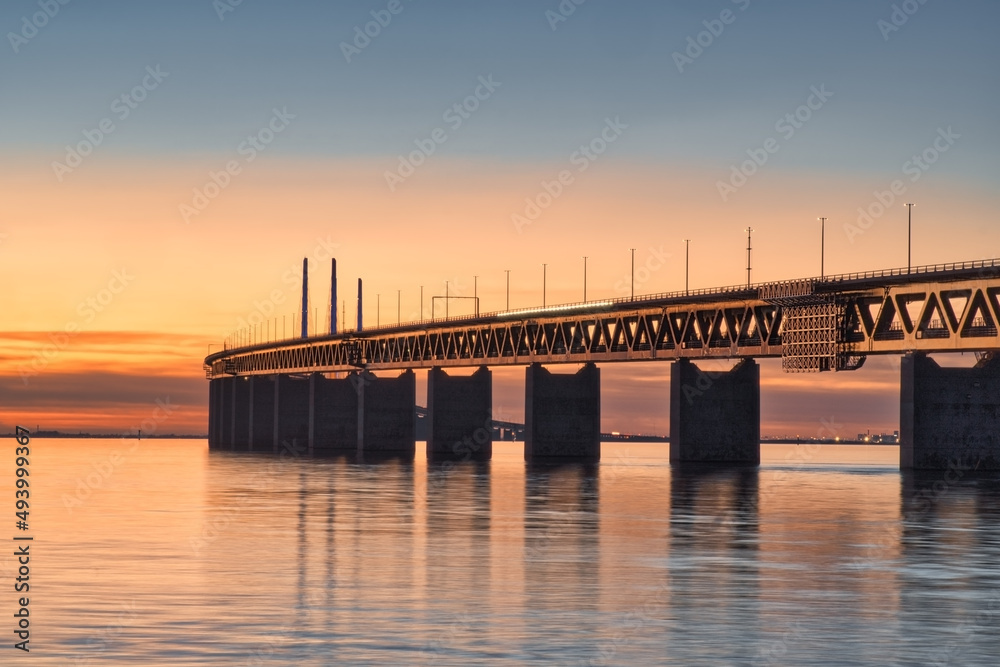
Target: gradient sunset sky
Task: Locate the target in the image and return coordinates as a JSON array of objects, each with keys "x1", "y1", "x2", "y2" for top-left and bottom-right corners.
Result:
[{"x1": 2, "y1": 0, "x2": 998, "y2": 436}]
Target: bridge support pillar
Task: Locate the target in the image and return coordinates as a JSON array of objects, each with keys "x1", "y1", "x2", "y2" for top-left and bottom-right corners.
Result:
[
  {"x1": 670, "y1": 359, "x2": 760, "y2": 466},
  {"x1": 901, "y1": 352, "x2": 1000, "y2": 470},
  {"x1": 358, "y1": 370, "x2": 416, "y2": 460},
  {"x1": 219, "y1": 377, "x2": 235, "y2": 450},
  {"x1": 233, "y1": 377, "x2": 250, "y2": 450},
  {"x1": 248, "y1": 375, "x2": 276, "y2": 452},
  {"x1": 524, "y1": 363, "x2": 601, "y2": 463},
  {"x1": 208, "y1": 378, "x2": 221, "y2": 448},
  {"x1": 309, "y1": 373, "x2": 360, "y2": 455},
  {"x1": 275, "y1": 375, "x2": 310, "y2": 456},
  {"x1": 427, "y1": 366, "x2": 493, "y2": 462}
]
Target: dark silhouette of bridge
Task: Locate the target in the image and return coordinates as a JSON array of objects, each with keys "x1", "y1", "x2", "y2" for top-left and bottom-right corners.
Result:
[{"x1": 206, "y1": 257, "x2": 1000, "y2": 469}]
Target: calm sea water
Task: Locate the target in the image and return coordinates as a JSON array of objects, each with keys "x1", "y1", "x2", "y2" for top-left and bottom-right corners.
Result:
[{"x1": 5, "y1": 438, "x2": 1000, "y2": 666}]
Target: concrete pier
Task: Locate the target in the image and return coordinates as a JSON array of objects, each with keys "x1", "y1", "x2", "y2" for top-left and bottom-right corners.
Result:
[
  {"x1": 670, "y1": 359, "x2": 760, "y2": 466},
  {"x1": 524, "y1": 363, "x2": 601, "y2": 463},
  {"x1": 208, "y1": 378, "x2": 221, "y2": 448},
  {"x1": 310, "y1": 373, "x2": 359, "y2": 455},
  {"x1": 220, "y1": 371, "x2": 415, "y2": 458},
  {"x1": 275, "y1": 375, "x2": 311, "y2": 454},
  {"x1": 249, "y1": 375, "x2": 276, "y2": 452},
  {"x1": 901, "y1": 352, "x2": 1000, "y2": 470},
  {"x1": 426, "y1": 366, "x2": 493, "y2": 462},
  {"x1": 219, "y1": 376, "x2": 235, "y2": 450},
  {"x1": 358, "y1": 370, "x2": 416, "y2": 459},
  {"x1": 233, "y1": 377, "x2": 251, "y2": 450}
]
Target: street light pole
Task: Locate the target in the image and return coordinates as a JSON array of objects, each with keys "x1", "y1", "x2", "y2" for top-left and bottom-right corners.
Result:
[
  {"x1": 684, "y1": 239, "x2": 691, "y2": 295},
  {"x1": 445, "y1": 280, "x2": 449, "y2": 319},
  {"x1": 746, "y1": 227, "x2": 754, "y2": 288},
  {"x1": 376, "y1": 293, "x2": 380, "y2": 327},
  {"x1": 420, "y1": 286, "x2": 424, "y2": 322},
  {"x1": 397, "y1": 289, "x2": 401, "y2": 325},
  {"x1": 630, "y1": 248, "x2": 636, "y2": 299},
  {"x1": 505, "y1": 270, "x2": 510, "y2": 311},
  {"x1": 818, "y1": 217, "x2": 827, "y2": 278},
  {"x1": 474, "y1": 275, "x2": 478, "y2": 316},
  {"x1": 905, "y1": 203, "x2": 915, "y2": 272},
  {"x1": 583, "y1": 256, "x2": 588, "y2": 303},
  {"x1": 542, "y1": 263, "x2": 547, "y2": 307}
]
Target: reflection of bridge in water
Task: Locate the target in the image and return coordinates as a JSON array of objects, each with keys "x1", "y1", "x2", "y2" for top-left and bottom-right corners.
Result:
[
  {"x1": 197, "y1": 453, "x2": 1000, "y2": 664},
  {"x1": 205, "y1": 258, "x2": 1000, "y2": 470}
]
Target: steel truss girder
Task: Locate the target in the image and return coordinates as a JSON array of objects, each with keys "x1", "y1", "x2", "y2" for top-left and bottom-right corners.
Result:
[
  {"x1": 840, "y1": 278, "x2": 1000, "y2": 354},
  {"x1": 205, "y1": 277, "x2": 1000, "y2": 379},
  {"x1": 206, "y1": 300, "x2": 784, "y2": 377}
]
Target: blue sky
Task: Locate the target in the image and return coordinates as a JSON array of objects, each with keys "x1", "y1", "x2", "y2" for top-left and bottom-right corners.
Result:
[{"x1": 3, "y1": 0, "x2": 997, "y2": 184}]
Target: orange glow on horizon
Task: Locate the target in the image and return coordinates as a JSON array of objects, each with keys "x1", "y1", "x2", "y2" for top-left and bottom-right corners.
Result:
[{"x1": 2, "y1": 155, "x2": 998, "y2": 434}]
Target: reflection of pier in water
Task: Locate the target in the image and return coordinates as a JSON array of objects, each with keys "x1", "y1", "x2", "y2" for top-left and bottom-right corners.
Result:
[
  {"x1": 196, "y1": 452, "x2": 1000, "y2": 663},
  {"x1": 897, "y1": 472, "x2": 1000, "y2": 665}
]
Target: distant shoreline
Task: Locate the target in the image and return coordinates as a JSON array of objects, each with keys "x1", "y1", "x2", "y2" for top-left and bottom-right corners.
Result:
[
  {"x1": 2, "y1": 432, "x2": 897, "y2": 445},
  {"x1": 1, "y1": 433, "x2": 206, "y2": 439}
]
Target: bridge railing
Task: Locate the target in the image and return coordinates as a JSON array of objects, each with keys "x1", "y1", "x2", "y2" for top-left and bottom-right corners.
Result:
[
  {"x1": 220, "y1": 257, "x2": 1000, "y2": 353},
  {"x1": 222, "y1": 282, "x2": 761, "y2": 351},
  {"x1": 817, "y1": 257, "x2": 1000, "y2": 285}
]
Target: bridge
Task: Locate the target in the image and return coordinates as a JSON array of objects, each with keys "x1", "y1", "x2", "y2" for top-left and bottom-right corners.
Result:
[{"x1": 205, "y1": 258, "x2": 1000, "y2": 470}]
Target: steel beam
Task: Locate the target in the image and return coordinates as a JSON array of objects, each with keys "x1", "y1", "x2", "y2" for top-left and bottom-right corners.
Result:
[{"x1": 206, "y1": 263, "x2": 1000, "y2": 378}]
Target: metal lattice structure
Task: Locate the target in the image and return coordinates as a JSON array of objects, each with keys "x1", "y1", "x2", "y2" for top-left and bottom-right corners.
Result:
[{"x1": 205, "y1": 260, "x2": 1000, "y2": 379}]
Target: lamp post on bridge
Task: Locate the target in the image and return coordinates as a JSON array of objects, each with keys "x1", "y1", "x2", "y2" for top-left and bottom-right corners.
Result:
[
  {"x1": 684, "y1": 239, "x2": 691, "y2": 295},
  {"x1": 474, "y1": 275, "x2": 478, "y2": 316},
  {"x1": 397, "y1": 289, "x2": 401, "y2": 325},
  {"x1": 745, "y1": 227, "x2": 754, "y2": 289},
  {"x1": 505, "y1": 269, "x2": 510, "y2": 312},
  {"x1": 630, "y1": 248, "x2": 636, "y2": 299},
  {"x1": 376, "y1": 294, "x2": 380, "y2": 328},
  {"x1": 905, "y1": 203, "x2": 915, "y2": 273},
  {"x1": 583, "y1": 256, "x2": 588, "y2": 303},
  {"x1": 542, "y1": 264, "x2": 547, "y2": 308},
  {"x1": 817, "y1": 217, "x2": 827, "y2": 279}
]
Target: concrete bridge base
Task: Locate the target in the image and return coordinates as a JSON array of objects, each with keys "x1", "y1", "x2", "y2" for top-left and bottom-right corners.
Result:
[
  {"x1": 670, "y1": 359, "x2": 760, "y2": 466},
  {"x1": 524, "y1": 363, "x2": 601, "y2": 463},
  {"x1": 274, "y1": 375, "x2": 310, "y2": 455},
  {"x1": 427, "y1": 366, "x2": 493, "y2": 462},
  {"x1": 233, "y1": 377, "x2": 250, "y2": 450},
  {"x1": 219, "y1": 377, "x2": 235, "y2": 450},
  {"x1": 901, "y1": 352, "x2": 1000, "y2": 470},
  {"x1": 208, "y1": 378, "x2": 222, "y2": 449},
  {"x1": 249, "y1": 375, "x2": 276, "y2": 453},
  {"x1": 218, "y1": 371, "x2": 416, "y2": 459},
  {"x1": 310, "y1": 373, "x2": 359, "y2": 455},
  {"x1": 358, "y1": 370, "x2": 416, "y2": 460}
]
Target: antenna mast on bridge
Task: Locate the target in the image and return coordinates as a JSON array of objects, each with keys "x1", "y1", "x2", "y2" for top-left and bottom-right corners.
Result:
[
  {"x1": 330, "y1": 258, "x2": 338, "y2": 335},
  {"x1": 301, "y1": 258, "x2": 309, "y2": 338}
]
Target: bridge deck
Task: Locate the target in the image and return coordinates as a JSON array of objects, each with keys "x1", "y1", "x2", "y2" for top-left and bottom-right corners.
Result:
[{"x1": 205, "y1": 259, "x2": 1000, "y2": 378}]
